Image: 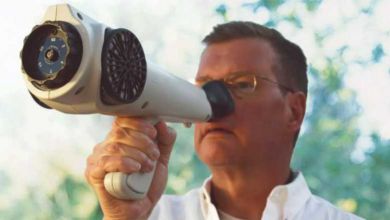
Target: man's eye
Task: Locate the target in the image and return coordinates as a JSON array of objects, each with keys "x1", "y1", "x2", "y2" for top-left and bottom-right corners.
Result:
[
  {"x1": 228, "y1": 80, "x2": 255, "y2": 94},
  {"x1": 235, "y1": 81, "x2": 253, "y2": 89}
]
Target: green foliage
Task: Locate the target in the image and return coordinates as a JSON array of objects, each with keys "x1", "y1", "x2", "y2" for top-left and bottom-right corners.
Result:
[
  {"x1": 243, "y1": 0, "x2": 285, "y2": 12},
  {"x1": 305, "y1": 0, "x2": 323, "y2": 11},
  {"x1": 285, "y1": 12, "x2": 303, "y2": 28},
  {"x1": 356, "y1": 134, "x2": 390, "y2": 218},
  {"x1": 166, "y1": 124, "x2": 209, "y2": 194},
  {"x1": 372, "y1": 44, "x2": 384, "y2": 63},
  {"x1": 0, "y1": 175, "x2": 101, "y2": 220},
  {"x1": 215, "y1": 4, "x2": 228, "y2": 22},
  {"x1": 47, "y1": 176, "x2": 101, "y2": 219}
]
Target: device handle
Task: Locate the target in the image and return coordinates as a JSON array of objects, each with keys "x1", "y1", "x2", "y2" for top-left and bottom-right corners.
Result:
[{"x1": 103, "y1": 118, "x2": 159, "y2": 200}]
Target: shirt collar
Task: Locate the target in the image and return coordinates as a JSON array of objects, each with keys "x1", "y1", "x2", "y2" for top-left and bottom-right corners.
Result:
[
  {"x1": 200, "y1": 176, "x2": 219, "y2": 219},
  {"x1": 199, "y1": 172, "x2": 312, "y2": 220},
  {"x1": 263, "y1": 172, "x2": 312, "y2": 219}
]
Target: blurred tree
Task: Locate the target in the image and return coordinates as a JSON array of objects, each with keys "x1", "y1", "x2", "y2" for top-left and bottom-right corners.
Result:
[
  {"x1": 355, "y1": 133, "x2": 390, "y2": 218},
  {"x1": 0, "y1": 172, "x2": 100, "y2": 220}
]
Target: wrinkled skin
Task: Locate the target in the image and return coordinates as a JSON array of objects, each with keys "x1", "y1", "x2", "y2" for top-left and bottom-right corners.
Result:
[{"x1": 85, "y1": 118, "x2": 176, "y2": 220}]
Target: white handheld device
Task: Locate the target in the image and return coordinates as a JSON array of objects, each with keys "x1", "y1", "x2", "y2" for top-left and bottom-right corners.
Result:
[{"x1": 20, "y1": 4, "x2": 234, "y2": 200}]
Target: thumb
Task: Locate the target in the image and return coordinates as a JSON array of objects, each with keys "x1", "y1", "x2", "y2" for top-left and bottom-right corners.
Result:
[{"x1": 155, "y1": 121, "x2": 176, "y2": 164}]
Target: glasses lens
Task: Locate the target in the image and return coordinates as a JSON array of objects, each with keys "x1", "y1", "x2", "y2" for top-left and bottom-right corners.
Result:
[{"x1": 227, "y1": 74, "x2": 256, "y2": 94}]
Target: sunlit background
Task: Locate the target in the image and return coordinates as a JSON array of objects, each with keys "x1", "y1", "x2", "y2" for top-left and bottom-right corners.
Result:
[{"x1": 0, "y1": 0, "x2": 389, "y2": 219}]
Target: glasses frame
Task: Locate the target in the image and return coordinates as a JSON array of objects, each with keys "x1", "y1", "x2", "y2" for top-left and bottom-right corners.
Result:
[{"x1": 197, "y1": 71, "x2": 295, "y2": 98}]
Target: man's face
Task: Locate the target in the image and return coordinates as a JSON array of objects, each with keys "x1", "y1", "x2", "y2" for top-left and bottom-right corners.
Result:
[{"x1": 194, "y1": 38, "x2": 298, "y2": 168}]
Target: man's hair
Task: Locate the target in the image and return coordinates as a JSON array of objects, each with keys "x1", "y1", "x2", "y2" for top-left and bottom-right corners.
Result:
[{"x1": 202, "y1": 21, "x2": 308, "y2": 96}]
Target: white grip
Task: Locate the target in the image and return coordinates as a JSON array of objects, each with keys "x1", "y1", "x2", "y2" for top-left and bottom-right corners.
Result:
[
  {"x1": 103, "y1": 162, "x2": 156, "y2": 200},
  {"x1": 103, "y1": 118, "x2": 159, "y2": 200}
]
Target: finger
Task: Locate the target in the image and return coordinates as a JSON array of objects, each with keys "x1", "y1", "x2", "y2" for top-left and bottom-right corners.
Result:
[
  {"x1": 156, "y1": 121, "x2": 177, "y2": 151},
  {"x1": 102, "y1": 142, "x2": 157, "y2": 172},
  {"x1": 107, "y1": 127, "x2": 160, "y2": 161},
  {"x1": 92, "y1": 142, "x2": 105, "y2": 155},
  {"x1": 87, "y1": 154, "x2": 97, "y2": 167},
  {"x1": 85, "y1": 156, "x2": 96, "y2": 184},
  {"x1": 85, "y1": 163, "x2": 105, "y2": 185},
  {"x1": 114, "y1": 117, "x2": 157, "y2": 139},
  {"x1": 98, "y1": 155, "x2": 142, "y2": 173},
  {"x1": 155, "y1": 121, "x2": 176, "y2": 164}
]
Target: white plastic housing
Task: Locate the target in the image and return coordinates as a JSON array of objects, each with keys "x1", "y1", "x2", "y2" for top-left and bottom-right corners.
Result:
[
  {"x1": 23, "y1": 4, "x2": 213, "y2": 200},
  {"x1": 23, "y1": 4, "x2": 212, "y2": 122}
]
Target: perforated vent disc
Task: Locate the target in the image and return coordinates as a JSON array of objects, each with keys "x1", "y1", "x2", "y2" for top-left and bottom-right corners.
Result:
[{"x1": 101, "y1": 28, "x2": 147, "y2": 105}]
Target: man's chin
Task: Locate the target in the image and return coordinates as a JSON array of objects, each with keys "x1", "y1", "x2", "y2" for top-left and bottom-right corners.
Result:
[
  {"x1": 200, "y1": 135, "x2": 236, "y2": 150},
  {"x1": 201, "y1": 155, "x2": 234, "y2": 167},
  {"x1": 197, "y1": 138, "x2": 238, "y2": 165}
]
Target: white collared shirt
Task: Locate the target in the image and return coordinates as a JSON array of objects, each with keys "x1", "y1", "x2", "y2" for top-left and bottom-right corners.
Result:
[{"x1": 149, "y1": 172, "x2": 364, "y2": 220}]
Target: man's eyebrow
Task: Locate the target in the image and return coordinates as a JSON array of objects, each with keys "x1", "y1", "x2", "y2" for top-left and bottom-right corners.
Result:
[
  {"x1": 195, "y1": 76, "x2": 211, "y2": 82},
  {"x1": 195, "y1": 70, "x2": 254, "y2": 82}
]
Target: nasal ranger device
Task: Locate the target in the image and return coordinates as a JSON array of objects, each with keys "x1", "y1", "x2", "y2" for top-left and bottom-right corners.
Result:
[{"x1": 20, "y1": 4, "x2": 234, "y2": 200}]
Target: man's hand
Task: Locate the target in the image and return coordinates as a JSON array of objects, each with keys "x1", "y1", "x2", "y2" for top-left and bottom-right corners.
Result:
[{"x1": 85, "y1": 117, "x2": 176, "y2": 220}]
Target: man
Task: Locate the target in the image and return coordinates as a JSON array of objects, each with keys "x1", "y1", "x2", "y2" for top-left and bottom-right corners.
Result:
[{"x1": 85, "y1": 21, "x2": 363, "y2": 220}]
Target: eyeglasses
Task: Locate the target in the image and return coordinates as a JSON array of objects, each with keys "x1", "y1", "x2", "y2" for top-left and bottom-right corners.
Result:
[{"x1": 196, "y1": 71, "x2": 295, "y2": 98}]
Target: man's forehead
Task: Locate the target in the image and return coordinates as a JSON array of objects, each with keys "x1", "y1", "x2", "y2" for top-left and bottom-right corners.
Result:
[{"x1": 196, "y1": 38, "x2": 277, "y2": 79}]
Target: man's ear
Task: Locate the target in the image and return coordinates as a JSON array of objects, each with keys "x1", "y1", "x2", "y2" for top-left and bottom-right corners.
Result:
[{"x1": 286, "y1": 92, "x2": 306, "y2": 131}]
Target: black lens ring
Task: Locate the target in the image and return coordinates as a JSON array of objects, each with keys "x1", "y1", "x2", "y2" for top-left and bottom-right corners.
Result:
[{"x1": 21, "y1": 21, "x2": 83, "y2": 90}]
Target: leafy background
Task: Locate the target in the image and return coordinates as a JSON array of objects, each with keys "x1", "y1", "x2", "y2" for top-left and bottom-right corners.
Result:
[{"x1": 0, "y1": 0, "x2": 389, "y2": 219}]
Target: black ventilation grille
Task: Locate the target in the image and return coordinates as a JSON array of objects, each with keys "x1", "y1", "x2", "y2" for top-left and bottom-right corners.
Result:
[{"x1": 101, "y1": 28, "x2": 147, "y2": 105}]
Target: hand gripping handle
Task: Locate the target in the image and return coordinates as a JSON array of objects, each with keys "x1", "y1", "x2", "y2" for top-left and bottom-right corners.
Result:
[
  {"x1": 103, "y1": 166, "x2": 156, "y2": 200},
  {"x1": 103, "y1": 118, "x2": 159, "y2": 200}
]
